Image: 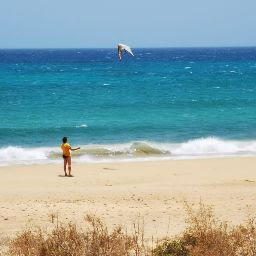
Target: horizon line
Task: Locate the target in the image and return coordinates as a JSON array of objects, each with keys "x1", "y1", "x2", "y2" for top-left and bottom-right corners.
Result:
[{"x1": 0, "y1": 46, "x2": 256, "y2": 50}]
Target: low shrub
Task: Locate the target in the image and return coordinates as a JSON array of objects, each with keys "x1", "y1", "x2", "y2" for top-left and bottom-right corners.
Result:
[
  {"x1": 3, "y1": 203, "x2": 256, "y2": 256},
  {"x1": 152, "y1": 202, "x2": 256, "y2": 256},
  {"x1": 7, "y1": 215, "x2": 146, "y2": 256}
]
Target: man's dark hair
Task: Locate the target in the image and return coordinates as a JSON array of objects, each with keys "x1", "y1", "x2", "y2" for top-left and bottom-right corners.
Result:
[{"x1": 62, "y1": 137, "x2": 67, "y2": 143}]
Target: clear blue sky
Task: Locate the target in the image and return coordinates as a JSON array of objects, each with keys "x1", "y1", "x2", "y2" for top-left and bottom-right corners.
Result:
[{"x1": 1, "y1": 0, "x2": 255, "y2": 48}]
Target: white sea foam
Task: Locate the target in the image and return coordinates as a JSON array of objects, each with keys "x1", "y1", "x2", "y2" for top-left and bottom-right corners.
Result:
[
  {"x1": 1, "y1": 137, "x2": 256, "y2": 166},
  {"x1": 75, "y1": 124, "x2": 88, "y2": 128},
  {"x1": 0, "y1": 146, "x2": 57, "y2": 166}
]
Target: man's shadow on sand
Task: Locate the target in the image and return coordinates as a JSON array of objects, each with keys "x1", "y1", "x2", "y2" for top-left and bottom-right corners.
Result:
[{"x1": 58, "y1": 167, "x2": 116, "y2": 177}]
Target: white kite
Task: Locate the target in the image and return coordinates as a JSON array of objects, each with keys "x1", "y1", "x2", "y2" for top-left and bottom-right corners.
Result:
[{"x1": 117, "y1": 43, "x2": 134, "y2": 61}]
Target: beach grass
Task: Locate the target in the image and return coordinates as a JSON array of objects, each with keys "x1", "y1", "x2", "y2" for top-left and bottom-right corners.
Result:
[
  {"x1": 4, "y1": 215, "x2": 146, "y2": 256},
  {"x1": 2, "y1": 203, "x2": 256, "y2": 256},
  {"x1": 154, "y1": 202, "x2": 256, "y2": 256}
]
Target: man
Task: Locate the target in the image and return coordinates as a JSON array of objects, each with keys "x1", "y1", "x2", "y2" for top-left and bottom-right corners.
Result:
[{"x1": 61, "y1": 137, "x2": 80, "y2": 177}]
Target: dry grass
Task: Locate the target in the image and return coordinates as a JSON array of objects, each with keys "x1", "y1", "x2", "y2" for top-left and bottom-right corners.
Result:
[
  {"x1": 6, "y1": 215, "x2": 147, "y2": 256},
  {"x1": 154, "y1": 202, "x2": 256, "y2": 256},
  {"x1": 2, "y1": 203, "x2": 256, "y2": 256}
]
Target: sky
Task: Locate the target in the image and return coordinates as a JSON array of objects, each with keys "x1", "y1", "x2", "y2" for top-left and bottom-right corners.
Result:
[{"x1": 0, "y1": 0, "x2": 255, "y2": 48}]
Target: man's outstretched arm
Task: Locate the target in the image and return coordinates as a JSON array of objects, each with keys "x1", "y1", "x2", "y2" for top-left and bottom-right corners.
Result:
[{"x1": 71, "y1": 147, "x2": 80, "y2": 151}]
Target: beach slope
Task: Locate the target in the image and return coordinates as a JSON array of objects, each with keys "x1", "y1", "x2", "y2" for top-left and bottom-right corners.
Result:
[{"x1": 1, "y1": 157, "x2": 256, "y2": 239}]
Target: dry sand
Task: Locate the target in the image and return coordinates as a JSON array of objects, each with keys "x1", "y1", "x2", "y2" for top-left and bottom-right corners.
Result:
[{"x1": 1, "y1": 157, "x2": 256, "y2": 240}]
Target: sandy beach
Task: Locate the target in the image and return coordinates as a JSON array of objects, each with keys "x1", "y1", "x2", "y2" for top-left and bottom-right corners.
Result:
[{"x1": 1, "y1": 157, "x2": 256, "y2": 240}]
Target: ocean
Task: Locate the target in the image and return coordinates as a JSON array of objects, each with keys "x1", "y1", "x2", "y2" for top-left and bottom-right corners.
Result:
[{"x1": 1, "y1": 47, "x2": 256, "y2": 165}]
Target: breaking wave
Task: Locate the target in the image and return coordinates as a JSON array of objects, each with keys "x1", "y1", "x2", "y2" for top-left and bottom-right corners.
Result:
[{"x1": 1, "y1": 137, "x2": 256, "y2": 166}]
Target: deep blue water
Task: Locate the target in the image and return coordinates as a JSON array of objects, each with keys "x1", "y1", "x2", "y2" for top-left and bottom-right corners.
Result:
[{"x1": 1, "y1": 48, "x2": 256, "y2": 164}]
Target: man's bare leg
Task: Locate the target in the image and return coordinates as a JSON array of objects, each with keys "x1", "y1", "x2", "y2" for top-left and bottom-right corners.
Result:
[
  {"x1": 64, "y1": 158, "x2": 67, "y2": 176},
  {"x1": 68, "y1": 157, "x2": 72, "y2": 176}
]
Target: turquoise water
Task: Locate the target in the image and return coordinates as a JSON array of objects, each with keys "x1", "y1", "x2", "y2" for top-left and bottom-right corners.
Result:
[{"x1": 1, "y1": 48, "x2": 256, "y2": 164}]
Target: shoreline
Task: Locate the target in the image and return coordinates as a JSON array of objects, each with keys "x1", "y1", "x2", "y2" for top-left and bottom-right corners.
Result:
[
  {"x1": 1, "y1": 153, "x2": 256, "y2": 166},
  {"x1": 1, "y1": 156, "x2": 256, "y2": 239},
  {"x1": 1, "y1": 137, "x2": 256, "y2": 166}
]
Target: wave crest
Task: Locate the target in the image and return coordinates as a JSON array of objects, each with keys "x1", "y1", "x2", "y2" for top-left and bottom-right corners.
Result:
[
  {"x1": 173, "y1": 137, "x2": 241, "y2": 155},
  {"x1": 1, "y1": 137, "x2": 256, "y2": 165}
]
